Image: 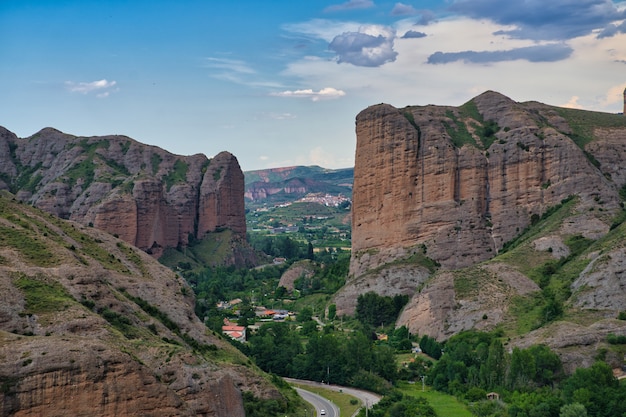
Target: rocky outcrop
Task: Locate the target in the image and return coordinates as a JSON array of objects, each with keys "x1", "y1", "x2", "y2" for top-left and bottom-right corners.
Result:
[
  {"x1": 350, "y1": 92, "x2": 621, "y2": 274},
  {"x1": 339, "y1": 91, "x2": 626, "y2": 337},
  {"x1": 0, "y1": 193, "x2": 283, "y2": 416},
  {"x1": 396, "y1": 263, "x2": 540, "y2": 340},
  {"x1": 278, "y1": 260, "x2": 317, "y2": 291},
  {"x1": 0, "y1": 127, "x2": 246, "y2": 258}
]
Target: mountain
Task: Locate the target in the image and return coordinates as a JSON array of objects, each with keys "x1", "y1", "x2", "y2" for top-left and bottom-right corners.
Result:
[
  {"x1": 0, "y1": 191, "x2": 293, "y2": 415},
  {"x1": 0, "y1": 127, "x2": 246, "y2": 261},
  {"x1": 244, "y1": 165, "x2": 353, "y2": 207},
  {"x1": 337, "y1": 91, "x2": 626, "y2": 370}
]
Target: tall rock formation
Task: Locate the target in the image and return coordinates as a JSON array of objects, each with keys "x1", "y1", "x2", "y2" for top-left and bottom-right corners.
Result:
[
  {"x1": 0, "y1": 127, "x2": 246, "y2": 258},
  {"x1": 339, "y1": 91, "x2": 626, "y2": 318}
]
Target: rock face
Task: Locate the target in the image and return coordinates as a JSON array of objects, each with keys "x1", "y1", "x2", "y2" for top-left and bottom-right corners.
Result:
[
  {"x1": 278, "y1": 260, "x2": 316, "y2": 291},
  {"x1": 339, "y1": 91, "x2": 626, "y2": 335},
  {"x1": 351, "y1": 92, "x2": 620, "y2": 273},
  {"x1": 0, "y1": 127, "x2": 246, "y2": 258},
  {"x1": 0, "y1": 193, "x2": 282, "y2": 416}
]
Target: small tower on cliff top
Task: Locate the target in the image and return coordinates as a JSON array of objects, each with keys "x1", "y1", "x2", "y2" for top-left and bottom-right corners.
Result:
[{"x1": 623, "y1": 86, "x2": 626, "y2": 115}]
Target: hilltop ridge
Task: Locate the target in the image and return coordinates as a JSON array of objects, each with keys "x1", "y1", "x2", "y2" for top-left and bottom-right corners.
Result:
[{"x1": 0, "y1": 126, "x2": 248, "y2": 263}]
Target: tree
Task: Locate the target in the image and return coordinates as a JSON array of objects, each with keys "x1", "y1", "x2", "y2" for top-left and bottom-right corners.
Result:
[
  {"x1": 528, "y1": 344, "x2": 562, "y2": 386},
  {"x1": 508, "y1": 347, "x2": 536, "y2": 389},
  {"x1": 480, "y1": 339, "x2": 506, "y2": 389},
  {"x1": 560, "y1": 403, "x2": 587, "y2": 417},
  {"x1": 237, "y1": 302, "x2": 256, "y2": 326},
  {"x1": 372, "y1": 344, "x2": 398, "y2": 382},
  {"x1": 307, "y1": 241, "x2": 314, "y2": 260},
  {"x1": 355, "y1": 292, "x2": 408, "y2": 328},
  {"x1": 328, "y1": 304, "x2": 337, "y2": 321},
  {"x1": 390, "y1": 326, "x2": 412, "y2": 351},
  {"x1": 248, "y1": 322, "x2": 302, "y2": 376},
  {"x1": 419, "y1": 335, "x2": 442, "y2": 359},
  {"x1": 274, "y1": 285, "x2": 287, "y2": 299},
  {"x1": 297, "y1": 306, "x2": 313, "y2": 322}
]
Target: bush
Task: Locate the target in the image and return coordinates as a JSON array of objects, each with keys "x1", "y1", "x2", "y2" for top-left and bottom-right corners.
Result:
[
  {"x1": 465, "y1": 386, "x2": 487, "y2": 402},
  {"x1": 607, "y1": 333, "x2": 626, "y2": 344}
]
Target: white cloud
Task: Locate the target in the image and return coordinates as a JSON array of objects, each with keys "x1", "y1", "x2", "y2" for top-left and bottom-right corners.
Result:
[
  {"x1": 65, "y1": 79, "x2": 117, "y2": 96},
  {"x1": 271, "y1": 87, "x2": 346, "y2": 101}
]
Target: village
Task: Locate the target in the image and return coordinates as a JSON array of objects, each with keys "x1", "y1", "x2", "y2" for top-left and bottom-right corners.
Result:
[{"x1": 218, "y1": 298, "x2": 296, "y2": 343}]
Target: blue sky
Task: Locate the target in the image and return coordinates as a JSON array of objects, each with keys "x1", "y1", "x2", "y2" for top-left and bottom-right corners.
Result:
[{"x1": 2, "y1": 0, "x2": 626, "y2": 171}]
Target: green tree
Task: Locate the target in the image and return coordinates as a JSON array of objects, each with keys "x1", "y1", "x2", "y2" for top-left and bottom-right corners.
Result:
[
  {"x1": 356, "y1": 292, "x2": 408, "y2": 328},
  {"x1": 560, "y1": 403, "x2": 587, "y2": 417},
  {"x1": 508, "y1": 347, "x2": 536, "y2": 389},
  {"x1": 390, "y1": 326, "x2": 412, "y2": 351},
  {"x1": 236, "y1": 302, "x2": 256, "y2": 326},
  {"x1": 297, "y1": 306, "x2": 313, "y2": 322},
  {"x1": 328, "y1": 304, "x2": 337, "y2": 321},
  {"x1": 372, "y1": 344, "x2": 398, "y2": 382},
  {"x1": 248, "y1": 322, "x2": 302, "y2": 376},
  {"x1": 307, "y1": 241, "x2": 314, "y2": 260},
  {"x1": 480, "y1": 339, "x2": 506, "y2": 389},
  {"x1": 528, "y1": 344, "x2": 562, "y2": 386},
  {"x1": 561, "y1": 361, "x2": 625, "y2": 417}
]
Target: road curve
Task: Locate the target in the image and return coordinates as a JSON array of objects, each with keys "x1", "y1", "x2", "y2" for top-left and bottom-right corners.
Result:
[
  {"x1": 286, "y1": 377, "x2": 382, "y2": 415},
  {"x1": 295, "y1": 387, "x2": 340, "y2": 417}
]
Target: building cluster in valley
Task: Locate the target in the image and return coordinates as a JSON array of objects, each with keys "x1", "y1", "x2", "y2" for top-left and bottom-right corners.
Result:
[
  {"x1": 219, "y1": 299, "x2": 295, "y2": 342},
  {"x1": 298, "y1": 193, "x2": 351, "y2": 207}
]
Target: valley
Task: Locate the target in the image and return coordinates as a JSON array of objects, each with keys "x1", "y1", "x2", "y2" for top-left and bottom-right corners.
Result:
[{"x1": 2, "y1": 90, "x2": 626, "y2": 416}]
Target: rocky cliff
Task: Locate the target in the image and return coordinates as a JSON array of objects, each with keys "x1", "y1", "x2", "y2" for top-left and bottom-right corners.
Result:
[
  {"x1": 0, "y1": 192, "x2": 288, "y2": 416},
  {"x1": 0, "y1": 127, "x2": 246, "y2": 259},
  {"x1": 350, "y1": 92, "x2": 621, "y2": 275},
  {"x1": 339, "y1": 92, "x2": 626, "y2": 358}
]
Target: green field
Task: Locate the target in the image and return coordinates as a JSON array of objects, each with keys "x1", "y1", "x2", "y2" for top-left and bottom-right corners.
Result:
[{"x1": 397, "y1": 381, "x2": 473, "y2": 417}]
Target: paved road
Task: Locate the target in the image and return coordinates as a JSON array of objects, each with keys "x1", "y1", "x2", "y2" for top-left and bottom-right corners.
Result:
[
  {"x1": 286, "y1": 378, "x2": 382, "y2": 416},
  {"x1": 295, "y1": 387, "x2": 339, "y2": 417}
]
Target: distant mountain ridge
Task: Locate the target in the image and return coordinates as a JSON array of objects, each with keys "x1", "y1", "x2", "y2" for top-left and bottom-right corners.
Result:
[{"x1": 244, "y1": 165, "x2": 353, "y2": 206}]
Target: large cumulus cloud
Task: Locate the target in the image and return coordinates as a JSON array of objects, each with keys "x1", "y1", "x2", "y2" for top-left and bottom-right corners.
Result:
[{"x1": 328, "y1": 25, "x2": 398, "y2": 67}]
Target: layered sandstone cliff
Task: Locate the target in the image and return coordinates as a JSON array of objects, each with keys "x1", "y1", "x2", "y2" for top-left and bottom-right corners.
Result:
[
  {"x1": 338, "y1": 91, "x2": 626, "y2": 320},
  {"x1": 0, "y1": 127, "x2": 246, "y2": 258},
  {"x1": 351, "y1": 92, "x2": 620, "y2": 272},
  {"x1": 0, "y1": 193, "x2": 283, "y2": 416}
]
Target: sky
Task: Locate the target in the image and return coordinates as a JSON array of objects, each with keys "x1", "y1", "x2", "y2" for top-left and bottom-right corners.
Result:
[{"x1": 2, "y1": 0, "x2": 626, "y2": 171}]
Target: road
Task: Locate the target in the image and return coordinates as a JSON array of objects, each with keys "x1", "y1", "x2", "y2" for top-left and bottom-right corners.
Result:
[
  {"x1": 286, "y1": 378, "x2": 382, "y2": 416},
  {"x1": 294, "y1": 387, "x2": 339, "y2": 417}
]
